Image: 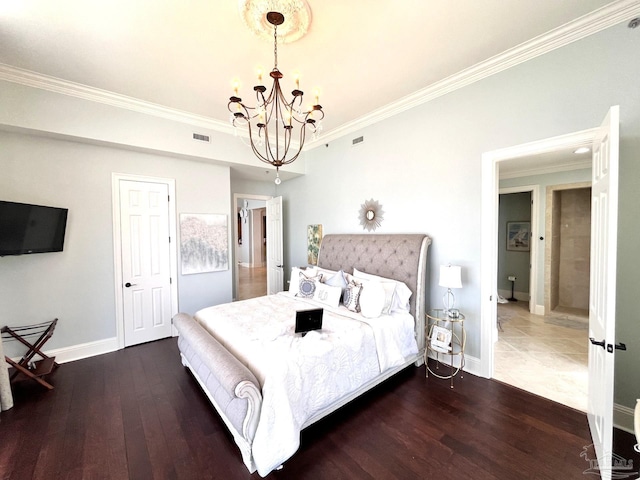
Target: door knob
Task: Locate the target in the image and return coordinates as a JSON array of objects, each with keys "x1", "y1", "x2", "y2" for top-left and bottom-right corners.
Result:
[
  {"x1": 589, "y1": 337, "x2": 605, "y2": 349},
  {"x1": 125, "y1": 282, "x2": 137, "y2": 288}
]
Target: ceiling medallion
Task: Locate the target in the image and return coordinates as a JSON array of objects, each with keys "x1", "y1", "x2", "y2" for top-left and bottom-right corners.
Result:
[
  {"x1": 359, "y1": 199, "x2": 384, "y2": 232},
  {"x1": 238, "y1": 0, "x2": 311, "y2": 44}
]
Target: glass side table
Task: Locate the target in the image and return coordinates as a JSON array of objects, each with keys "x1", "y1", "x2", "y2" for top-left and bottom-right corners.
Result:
[{"x1": 425, "y1": 308, "x2": 466, "y2": 388}]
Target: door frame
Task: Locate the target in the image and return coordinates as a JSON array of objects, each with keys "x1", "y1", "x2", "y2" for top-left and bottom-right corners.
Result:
[
  {"x1": 480, "y1": 127, "x2": 598, "y2": 378},
  {"x1": 498, "y1": 185, "x2": 538, "y2": 314},
  {"x1": 233, "y1": 193, "x2": 272, "y2": 300},
  {"x1": 112, "y1": 173, "x2": 179, "y2": 349}
]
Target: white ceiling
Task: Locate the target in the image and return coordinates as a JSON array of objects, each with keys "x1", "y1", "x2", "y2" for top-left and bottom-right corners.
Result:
[{"x1": 0, "y1": 0, "x2": 630, "y2": 178}]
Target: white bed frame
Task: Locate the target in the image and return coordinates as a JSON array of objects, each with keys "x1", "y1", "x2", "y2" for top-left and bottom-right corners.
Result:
[{"x1": 174, "y1": 233, "x2": 431, "y2": 474}]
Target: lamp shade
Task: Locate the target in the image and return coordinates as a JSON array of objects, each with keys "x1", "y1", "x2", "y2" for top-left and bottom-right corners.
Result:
[{"x1": 439, "y1": 265, "x2": 462, "y2": 289}]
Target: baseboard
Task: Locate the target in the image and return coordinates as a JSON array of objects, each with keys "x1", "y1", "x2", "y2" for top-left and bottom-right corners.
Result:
[
  {"x1": 533, "y1": 304, "x2": 545, "y2": 315},
  {"x1": 498, "y1": 288, "x2": 529, "y2": 303},
  {"x1": 426, "y1": 351, "x2": 482, "y2": 377},
  {"x1": 614, "y1": 402, "x2": 636, "y2": 434},
  {"x1": 45, "y1": 337, "x2": 119, "y2": 364}
]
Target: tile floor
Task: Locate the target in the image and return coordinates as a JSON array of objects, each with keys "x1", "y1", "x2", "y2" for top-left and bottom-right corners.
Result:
[{"x1": 494, "y1": 301, "x2": 588, "y2": 412}]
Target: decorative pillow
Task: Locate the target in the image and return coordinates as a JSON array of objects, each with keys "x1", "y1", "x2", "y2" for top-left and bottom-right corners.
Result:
[
  {"x1": 289, "y1": 267, "x2": 320, "y2": 295},
  {"x1": 358, "y1": 281, "x2": 386, "y2": 318},
  {"x1": 297, "y1": 273, "x2": 323, "y2": 298},
  {"x1": 324, "y1": 270, "x2": 349, "y2": 300},
  {"x1": 312, "y1": 282, "x2": 342, "y2": 308},
  {"x1": 343, "y1": 280, "x2": 362, "y2": 312},
  {"x1": 353, "y1": 270, "x2": 395, "y2": 314},
  {"x1": 353, "y1": 268, "x2": 412, "y2": 313}
]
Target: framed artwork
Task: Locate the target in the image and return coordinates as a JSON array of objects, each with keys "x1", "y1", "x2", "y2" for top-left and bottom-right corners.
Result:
[
  {"x1": 506, "y1": 221, "x2": 531, "y2": 252},
  {"x1": 180, "y1": 213, "x2": 229, "y2": 274},
  {"x1": 430, "y1": 325, "x2": 452, "y2": 353},
  {"x1": 307, "y1": 224, "x2": 323, "y2": 266}
]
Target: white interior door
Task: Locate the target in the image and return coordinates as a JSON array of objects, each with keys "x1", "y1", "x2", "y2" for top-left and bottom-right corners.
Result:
[
  {"x1": 587, "y1": 105, "x2": 619, "y2": 480},
  {"x1": 120, "y1": 180, "x2": 173, "y2": 346},
  {"x1": 266, "y1": 196, "x2": 284, "y2": 294}
]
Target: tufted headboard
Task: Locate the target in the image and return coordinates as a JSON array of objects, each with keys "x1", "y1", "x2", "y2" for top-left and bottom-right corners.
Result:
[{"x1": 317, "y1": 234, "x2": 431, "y2": 352}]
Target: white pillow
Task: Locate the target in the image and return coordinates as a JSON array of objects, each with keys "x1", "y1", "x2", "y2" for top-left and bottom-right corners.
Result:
[
  {"x1": 353, "y1": 269, "x2": 395, "y2": 314},
  {"x1": 315, "y1": 267, "x2": 337, "y2": 279},
  {"x1": 312, "y1": 282, "x2": 342, "y2": 308},
  {"x1": 353, "y1": 268, "x2": 412, "y2": 313},
  {"x1": 358, "y1": 281, "x2": 386, "y2": 318}
]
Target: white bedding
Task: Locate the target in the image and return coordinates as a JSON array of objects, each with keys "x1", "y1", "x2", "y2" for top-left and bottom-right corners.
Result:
[{"x1": 194, "y1": 292, "x2": 418, "y2": 476}]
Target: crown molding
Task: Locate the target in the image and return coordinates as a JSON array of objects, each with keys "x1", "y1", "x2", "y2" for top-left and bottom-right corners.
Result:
[
  {"x1": 2, "y1": 0, "x2": 638, "y2": 147},
  {"x1": 306, "y1": 0, "x2": 640, "y2": 148},
  {"x1": 0, "y1": 63, "x2": 234, "y2": 133}
]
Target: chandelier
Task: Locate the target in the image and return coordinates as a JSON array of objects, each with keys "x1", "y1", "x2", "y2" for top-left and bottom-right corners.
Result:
[{"x1": 228, "y1": 11, "x2": 324, "y2": 184}]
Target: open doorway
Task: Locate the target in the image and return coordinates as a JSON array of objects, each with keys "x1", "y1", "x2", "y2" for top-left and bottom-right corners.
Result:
[
  {"x1": 494, "y1": 180, "x2": 590, "y2": 411},
  {"x1": 234, "y1": 194, "x2": 270, "y2": 301}
]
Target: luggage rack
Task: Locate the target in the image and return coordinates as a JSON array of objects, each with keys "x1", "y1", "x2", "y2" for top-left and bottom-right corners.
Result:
[{"x1": 1, "y1": 319, "x2": 59, "y2": 390}]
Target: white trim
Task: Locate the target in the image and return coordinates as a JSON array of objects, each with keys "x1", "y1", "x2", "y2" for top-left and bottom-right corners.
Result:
[
  {"x1": 0, "y1": 63, "x2": 233, "y2": 133},
  {"x1": 425, "y1": 353, "x2": 482, "y2": 378},
  {"x1": 613, "y1": 403, "x2": 636, "y2": 434},
  {"x1": 2, "y1": 1, "x2": 638, "y2": 146},
  {"x1": 306, "y1": 1, "x2": 639, "y2": 147},
  {"x1": 112, "y1": 173, "x2": 179, "y2": 349},
  {"x1": 45, "y1": 337, "x2": 119, "y2": 364},
  {"x1": 481, "y1": 128, "x2": 598, "y2": 379}
]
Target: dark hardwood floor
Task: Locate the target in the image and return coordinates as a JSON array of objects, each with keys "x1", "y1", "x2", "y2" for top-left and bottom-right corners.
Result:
[{"x1": 1, "y1": 338, "x2": 634, "y2": 479}]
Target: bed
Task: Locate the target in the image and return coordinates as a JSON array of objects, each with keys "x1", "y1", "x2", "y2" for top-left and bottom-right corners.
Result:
[{"x1": 173, "y1": 233, "x2": 431, "y2": 476}]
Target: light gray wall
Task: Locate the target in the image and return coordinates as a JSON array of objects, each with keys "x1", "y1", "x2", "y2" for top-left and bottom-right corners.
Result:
[
  {"x1": 278, "y1": 23, "x2": 640, "y2": 409},
  {"x1": 497, "y1": 192, "x2": 531, "y2": 295},
  {"x1": 1, "y1": 19, "x2": 638, "y2": 412},
  {"x1": 0, "y1": 130, "x2": 232, "y2": 356}
]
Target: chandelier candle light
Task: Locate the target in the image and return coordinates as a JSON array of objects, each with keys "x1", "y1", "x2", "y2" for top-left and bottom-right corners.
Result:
[
  {"x1": 439, "y1": 264, "x2": 462, "y2": 318},
  {"x1": 228, "y1": 11, "x2": 324, "y2": 185}
]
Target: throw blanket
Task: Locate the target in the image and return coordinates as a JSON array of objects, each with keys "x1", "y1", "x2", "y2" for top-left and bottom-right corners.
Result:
[{"x1": 194, "y1": 292, "x2": 417, "y2": 476}]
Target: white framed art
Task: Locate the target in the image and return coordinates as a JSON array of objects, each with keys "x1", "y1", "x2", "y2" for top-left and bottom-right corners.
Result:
[
  {"x1": 180, "y1": 213, "x2": 229, "y2": 274},
  {"x1": 430, "y1": 325, "x2": 452, "y2": 353}
]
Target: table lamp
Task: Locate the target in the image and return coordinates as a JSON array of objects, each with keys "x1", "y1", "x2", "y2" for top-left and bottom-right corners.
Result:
[{"x1": 439, "y1": 264, "x2": 462, "y2": 317}]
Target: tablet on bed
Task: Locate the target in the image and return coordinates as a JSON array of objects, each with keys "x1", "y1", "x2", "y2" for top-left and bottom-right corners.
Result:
[{"x1": 294, "y1": 308, "x2": 323, "y2": 336}]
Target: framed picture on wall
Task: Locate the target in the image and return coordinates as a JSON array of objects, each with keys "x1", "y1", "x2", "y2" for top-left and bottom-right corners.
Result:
[
  {"x1": 307, "y1": 224, "x2": 323, "y2": 266},
  {"x1": 506, "y1": 221, "x2": 531, "y2": 252},
  {"x1": 180, "y1": 213, "x2": 229, "y2": 274}
]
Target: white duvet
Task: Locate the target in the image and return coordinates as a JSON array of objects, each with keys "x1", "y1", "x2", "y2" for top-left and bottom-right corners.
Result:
[{"x1": 194, "y1": 292, "x2": 418, "y2": 476}]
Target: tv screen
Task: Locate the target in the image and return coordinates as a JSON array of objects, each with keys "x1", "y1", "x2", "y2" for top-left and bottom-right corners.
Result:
[{"x1": 0, "y1": 201, "x2": 69, "y2": 256}]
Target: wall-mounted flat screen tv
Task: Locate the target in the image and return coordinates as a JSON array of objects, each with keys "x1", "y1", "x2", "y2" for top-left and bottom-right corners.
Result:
[{"x1": 0, "y1": 201, "x2": 69, "y2": 256}]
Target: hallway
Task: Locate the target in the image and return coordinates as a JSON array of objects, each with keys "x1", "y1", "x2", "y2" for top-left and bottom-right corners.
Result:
[
  {"x1": 494, "y1": 301, "x2": 588, "y2": 412},
  {"x1": 237, "y1": 265, "x2": 267, "y2": 300}
]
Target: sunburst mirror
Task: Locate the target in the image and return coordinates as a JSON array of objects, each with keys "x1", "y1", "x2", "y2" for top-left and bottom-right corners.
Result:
[{"x1": 358, "y1": 199, "x2": 384, "y2": 232}]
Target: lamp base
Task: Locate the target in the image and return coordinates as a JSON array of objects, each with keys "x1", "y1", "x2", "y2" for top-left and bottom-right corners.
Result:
[{"x1": 443, "y1": 289, "x2": 457, "y2": 316}]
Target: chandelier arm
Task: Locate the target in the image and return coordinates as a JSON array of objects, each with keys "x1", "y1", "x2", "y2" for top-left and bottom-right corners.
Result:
[{"x1": 244, "y1": 121, "x2": 276, "y2": 165}]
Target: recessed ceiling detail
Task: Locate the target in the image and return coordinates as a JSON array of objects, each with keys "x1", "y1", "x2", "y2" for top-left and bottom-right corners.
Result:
[{"x1": 238, "y1": 0, "x2": 311, "y2": 44}]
